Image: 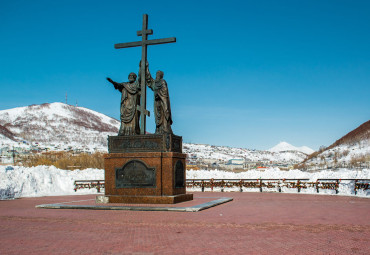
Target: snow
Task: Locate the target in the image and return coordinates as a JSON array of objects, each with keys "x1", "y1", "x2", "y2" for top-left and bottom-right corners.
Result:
[
  {"x1": 300, "y1": 139, "x2": 369, "y2": 173},
  {"x1": 299, "y1": 146, "x2": 315, "y2": 154},
  {"x1": 0, "y1": 134, "x2": 17, "y2": 145},
  {"x1": 0, "y1": 165, "x2": 104, "y2": 199},
  {"x1": 184, "y1": 143, "x2": 308, "y2": 163},
  {"x1": 0, "y1": 102, "x2": 120, "y2": 153},
  {"x1": 0, "y1": 103, "x2": 75, "y2": 121},
  {"x1": 187, "y1": 168, "x2": 370, "y2": 180},
  {"x1": 269, "y1": 141, "x2": 315, "y2": 154},
  {"x1": 1, "y1": 165, "x2": 368, "y2": 200}
]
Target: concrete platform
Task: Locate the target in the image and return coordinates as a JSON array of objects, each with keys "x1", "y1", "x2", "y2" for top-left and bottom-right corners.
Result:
[
  {"x1": 95, "y1": 193, "x2": 194, "y2": 204},
  {"x1": 36, "y1": 196, "x2": 232, "y2": 212},
  {"x1": 1, "y1": 192, "x2": 369, "y2": 254}
]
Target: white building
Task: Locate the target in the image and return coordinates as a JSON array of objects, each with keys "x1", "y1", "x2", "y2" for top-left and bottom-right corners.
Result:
[{"x1": 227, "y1": 158, "x2": 245, "y2": 165}]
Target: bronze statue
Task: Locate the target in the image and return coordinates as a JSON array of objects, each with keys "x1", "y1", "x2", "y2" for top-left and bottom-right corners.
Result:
[
  {"x1": 114, "y1": 14, "x2": 175, "y2": 135},
  {"x1": 107, "y1": 71, "x2": 141, "y2": 136},
  {"x1": 145, "y1": 62, "x2": 173, "y2": 134}
]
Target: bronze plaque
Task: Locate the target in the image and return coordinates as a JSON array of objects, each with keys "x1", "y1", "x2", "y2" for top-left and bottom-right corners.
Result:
[
  {"x1": 116, "y1": 160, "x2": 156, "y2": 188},
  {"x1": 175, "y1": 160, "x2": 185, "y2": 188}
]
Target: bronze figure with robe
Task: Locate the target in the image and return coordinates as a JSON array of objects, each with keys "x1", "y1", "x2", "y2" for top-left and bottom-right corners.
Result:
[
  {"x1": 107, "y1": 72, "x2": 141, "y2": 136},
  {"x1": 145, "y1": 62, "x2": 173, "y2": 134}
]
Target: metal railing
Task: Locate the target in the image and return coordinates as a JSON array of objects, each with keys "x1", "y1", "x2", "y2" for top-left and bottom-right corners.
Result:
[
  {"x1": 186, "y1": 178, "x2": 370, "y2": 195},
  {"x1": 186, "y1": 179, "x2": 309, "y2": 193},
  {"x1": 74, "y1": 179, "x2": 369, "y2": 195},
  {"x1": 74, "y1": 180, "x2": 105, "y2": 193}
]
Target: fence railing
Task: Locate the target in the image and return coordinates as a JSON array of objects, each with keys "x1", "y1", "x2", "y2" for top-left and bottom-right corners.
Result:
[
  {"x1": 186, "y1": 178, "x2": 370, "y2": 195},
  {"x1": 74, "y1": 179, "x2": 369, "y2": 195},
  {"x1": 74, "y1": 180, "x2": 105, "y2": 193}
]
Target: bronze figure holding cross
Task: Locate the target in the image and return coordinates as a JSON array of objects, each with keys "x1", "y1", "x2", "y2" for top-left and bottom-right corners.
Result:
[
  {"x1": 107, "y1": 14, "x2": 175, "y2": 136},
  {"x1": 103, "y1": 15, "x2": 191, "y2": 204}
]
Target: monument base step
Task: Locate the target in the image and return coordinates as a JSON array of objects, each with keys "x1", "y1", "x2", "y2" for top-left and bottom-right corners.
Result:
[{"x1": 96, "y1": 193, "x2": 193, "y2": 204}]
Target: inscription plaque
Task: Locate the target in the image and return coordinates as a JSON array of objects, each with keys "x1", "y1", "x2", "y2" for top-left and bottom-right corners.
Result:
[
  {"x1": 174, "y1": 160, "x2": 185, "y2": 188},
  {"x1": 108, "y1": 134, "x2": 182, "y2": 153},
  {"x1": 116, "y1": 160, "x2": 156, "y2": 188}
]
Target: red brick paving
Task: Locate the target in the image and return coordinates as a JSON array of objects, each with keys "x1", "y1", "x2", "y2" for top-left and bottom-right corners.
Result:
[{"x1": 0, "y1": 192, "x2": 369, "y2": 254}]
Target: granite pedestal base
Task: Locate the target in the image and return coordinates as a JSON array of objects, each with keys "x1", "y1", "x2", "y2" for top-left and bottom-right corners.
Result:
[
  {"x1": 97, "y1": 194, "x2": 193, "y2": 204},
  {"x1": 100, "y1": 151, "x2": 193, "y2": 204}
]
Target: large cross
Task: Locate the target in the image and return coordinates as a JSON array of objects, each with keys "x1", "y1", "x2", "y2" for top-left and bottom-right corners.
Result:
[{"x1": 114, "y1": 14, "x2": 176, "y2": 135}]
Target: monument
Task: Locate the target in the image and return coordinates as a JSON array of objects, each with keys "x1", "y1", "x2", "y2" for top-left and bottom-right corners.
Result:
[{"x1": 98, "y1": 14, "x2": 193, "y2": 204}]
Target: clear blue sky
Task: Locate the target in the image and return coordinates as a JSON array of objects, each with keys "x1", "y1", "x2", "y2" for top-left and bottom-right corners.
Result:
[{"x1": 1, "y1": 0, "x2": 369, "y2": 150}]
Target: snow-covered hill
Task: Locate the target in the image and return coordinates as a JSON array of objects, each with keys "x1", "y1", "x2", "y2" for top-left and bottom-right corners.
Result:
[
  {"x1": 301, "y1": 120, "x2": 370, "y2": 170},
  {"x1": 0, "y1": 133, "x2": 18, "y2": 146},
  {"x1": 183, "y1": 143, "x2": 308, "y2": 165},
  {"x1": 0, "y1": 103, "x2": 311, "y2": 163},
  {"x1": 0, "y1": 102, "x2": 120, "y2": 151},
  {"x1": 268, "y1": 141, "x2": 314, "y2": 154}
]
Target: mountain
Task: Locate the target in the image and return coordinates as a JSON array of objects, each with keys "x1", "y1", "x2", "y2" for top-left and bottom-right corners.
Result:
[
  {"x1": 268, "y1": 141, "x2": 314, "y2": 154},
  {"x1": 327, "y1": 120, "x2": 370, "y2": 149},
  {"x1": 0, "y1": 124, "x2": 17, "y2": 141},
  {"x1": 0, "y1": 102, "x2": 119, "y2": 151},
  {"x1": 300, "y1": 120, "x2": 370, "y2": 170},
  {"x1": 184, "y1": 143, "x2": 309, "y2": 166},
  {"x1": 0, "y1": 102, "x2": 310, "y2": 165},
  {"x1": 0, "y1": 103, "x2": 307, "y2": 163},
  {"x1": 1, "y1": 102, "x2": 367, "y2": 170}
]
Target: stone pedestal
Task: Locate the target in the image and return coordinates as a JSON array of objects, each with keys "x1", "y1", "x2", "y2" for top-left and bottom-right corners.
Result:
[{"x1": 98, "y1": 134, "x2": 193, "y2": 204}]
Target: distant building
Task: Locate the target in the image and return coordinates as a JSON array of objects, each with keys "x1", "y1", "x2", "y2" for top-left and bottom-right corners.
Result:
[
  {"x1": 227, "y1": 159, "x2": 244, "y2": 165},
  {"x1": 0, "y1": 147, "x2": 10, "y2": 156},
  {"x1": 245, "y1": 161, "x2": 257, "y2": 169}
]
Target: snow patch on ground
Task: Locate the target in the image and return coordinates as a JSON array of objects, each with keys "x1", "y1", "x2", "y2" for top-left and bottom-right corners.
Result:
[
  {"x1": 0, "y1": 165, "x2": 104, "y2": 199},
  {"x1": 1, "y1": 165, "x2": 369, "y2": 200}
]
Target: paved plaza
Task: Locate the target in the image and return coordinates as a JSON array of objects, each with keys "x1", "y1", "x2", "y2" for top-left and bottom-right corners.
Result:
[{"x1": 0, "y1": 192, "x2": 369, "y2": 254}]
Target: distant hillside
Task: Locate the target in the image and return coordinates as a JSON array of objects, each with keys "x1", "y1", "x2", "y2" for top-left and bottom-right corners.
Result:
[
  {"x1": 0, "y1": 124, "x2": 16, "y2": 141},
  {"x1": 0, "y1": 102, "x2": 314, "y2": 165},
  {"x1": 0, "y1": 103, "x2": 119, "y2": 150},
  {"x1": 184, "y1": 143, "x2": 309, "y2": 167},
  {"x1": 327, "y1": 120, "x2": 370, "y2": 149},
  {"x1": 299, "y1": 120, "x2": 370, "y2": 171}
]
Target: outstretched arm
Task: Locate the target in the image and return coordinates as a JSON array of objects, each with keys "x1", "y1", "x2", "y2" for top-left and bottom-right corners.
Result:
[
  {"x1": 106, "y1": 77, "x2": 123, "y2": 91},
  {"x1": 145, "y1": 62, "x2": 155, "y2": 90}
]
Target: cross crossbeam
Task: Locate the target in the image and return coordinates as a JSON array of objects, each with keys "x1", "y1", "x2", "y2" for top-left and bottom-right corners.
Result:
[
  {"x1": 114, "y1": 14, "x2": 176, "y2": 135},
  {"x1": 114, "y1": 37, "x2": 176, "y2": 49}
]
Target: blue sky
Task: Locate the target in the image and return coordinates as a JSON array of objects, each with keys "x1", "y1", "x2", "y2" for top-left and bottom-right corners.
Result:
[{"x1": 0, "y1": 0, "x2": 369, "y2": 150}]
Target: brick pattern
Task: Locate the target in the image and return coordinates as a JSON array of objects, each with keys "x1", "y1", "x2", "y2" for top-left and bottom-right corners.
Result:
[{"x1": 0, "y1": 192, "x2": 369, "y2": 254}]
